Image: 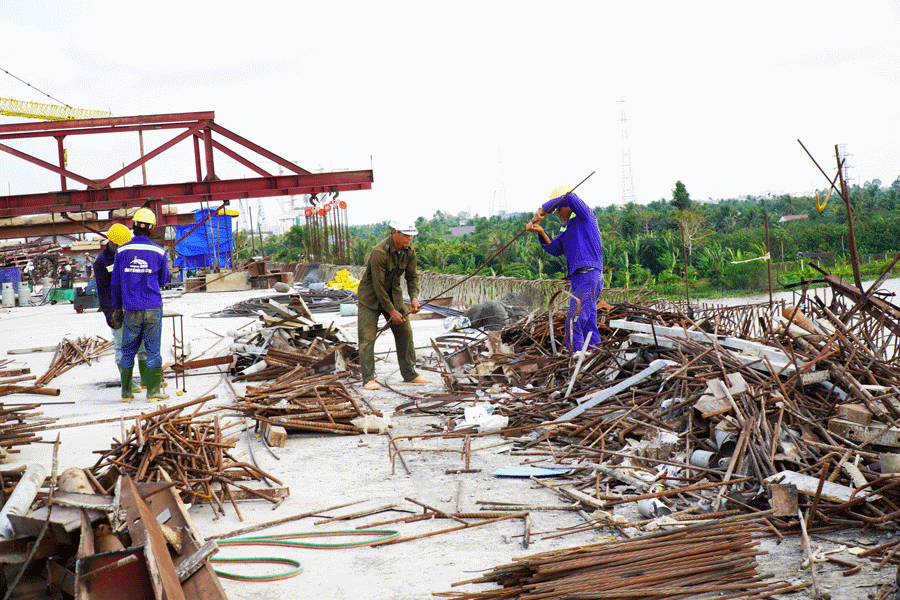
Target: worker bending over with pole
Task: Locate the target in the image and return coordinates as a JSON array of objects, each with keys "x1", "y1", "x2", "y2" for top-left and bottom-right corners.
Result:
[
  {"x1": 357, "y1": 220, "x2": 429, "y2": 390},
  {"x1": 111, "y1": 208, "x2": 170, "y2": 401},
  {"x1": 526, "y1": 185, "x2": 604, "y2": 353},
  {"x1": 94, "y1": 223, "x2": 146, "y2": 394}
]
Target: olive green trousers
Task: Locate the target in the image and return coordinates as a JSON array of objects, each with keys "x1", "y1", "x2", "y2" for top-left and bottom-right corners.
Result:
[{"x1": 357, "y1": 304, "x2": 419, "y2": 383}]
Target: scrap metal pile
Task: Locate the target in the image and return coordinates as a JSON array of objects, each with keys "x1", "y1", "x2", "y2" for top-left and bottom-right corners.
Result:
[
  {"x1": 444, "y1": 518, "x2": 804, "y2": 600},
  {"x1": 89, "y1": 396, "x2": 283, "y2": 516},
  {"x1": 420, "y1": 284, "x2": 900, "y2": 572},
  {"x1": 204, "y1": 289, "x2": 356, "y2": 318},
  {"x1": 223, "y1": 296, "x2": 382, "y2": 436},
  {"x1": 0, "y1": 240, "x2": 71, "y2": 285},
  {"x1": 36, "y1": 335, "x2": 114, "y2": 386},
  {"x1": 0, "y1": 461, "x2": 227, "y2": 599}
]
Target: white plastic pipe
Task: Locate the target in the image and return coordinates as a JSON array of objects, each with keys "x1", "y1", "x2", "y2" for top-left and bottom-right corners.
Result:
[{"x1": 0, "y1": 463, "x2": 47, "y2": 539}]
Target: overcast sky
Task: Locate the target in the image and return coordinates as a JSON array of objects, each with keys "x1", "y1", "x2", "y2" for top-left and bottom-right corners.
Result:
[{"x1": 3, "y1": 1, "x2": 899, "y2": 226}]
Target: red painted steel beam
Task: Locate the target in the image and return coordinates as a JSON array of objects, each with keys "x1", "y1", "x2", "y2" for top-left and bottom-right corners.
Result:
[
  {"x1": 0, "y1": 214, "x2": 198, "y2": 240},
  {"x1": 0, "y1": 170, "x2": 374, "y2": 217},
  {"x1": 0, "y1": 111, "x2": 373, "y2": 220}
]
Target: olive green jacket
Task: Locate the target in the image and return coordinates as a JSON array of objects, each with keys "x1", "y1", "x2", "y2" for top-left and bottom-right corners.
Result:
[{"x1": 357, "y1": 235, "x2": 419, "y2": 314}]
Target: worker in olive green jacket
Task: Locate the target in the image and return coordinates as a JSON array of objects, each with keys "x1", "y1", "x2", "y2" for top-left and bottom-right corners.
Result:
[{"x1": 357, "y1": 220, "x2": 429, "y2": 390}]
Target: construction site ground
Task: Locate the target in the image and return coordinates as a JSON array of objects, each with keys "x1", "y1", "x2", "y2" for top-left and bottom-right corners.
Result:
[{"x1": 1, "y1": 286, "x2": 898, "y2": 600}]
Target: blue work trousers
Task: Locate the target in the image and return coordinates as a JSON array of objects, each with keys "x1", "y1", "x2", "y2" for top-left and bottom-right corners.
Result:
[
  {"x1": 112, "y1": 325, "x2": 146, "y2": 366},
  {"x1": 565, "y1": 269, "x2": 603, "y2": 353},
  {"x1": 121, "y1": 307, "x2": 163, "y2": 370}
]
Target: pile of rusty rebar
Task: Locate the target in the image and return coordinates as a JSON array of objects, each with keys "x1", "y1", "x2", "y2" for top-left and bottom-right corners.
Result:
[
  {"x1": 232, "y1": 369, "x2": 379, "y2": 434},
  {"x1": 0, "y1": 402, "x2": 53, "y2": 454},
  {"x1": 90, "y1": 396, "x2": 280, "y2": 513},
  {"x1": 35, "y1": 335, "x2": 114, "y2": 386},
  {"x1": 444, "y1": 519, "x2": 802, "y2": 599}
]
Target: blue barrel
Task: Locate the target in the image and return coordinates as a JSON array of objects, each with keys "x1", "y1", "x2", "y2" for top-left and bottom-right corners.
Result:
[{"x1": 0, "y1": 267, "x2": 20, "y2": 287}]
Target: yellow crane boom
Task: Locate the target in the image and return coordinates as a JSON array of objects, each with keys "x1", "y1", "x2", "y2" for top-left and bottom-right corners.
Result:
[{"x1": 0, "y1": 97, "x2": 112, "y2": 121}]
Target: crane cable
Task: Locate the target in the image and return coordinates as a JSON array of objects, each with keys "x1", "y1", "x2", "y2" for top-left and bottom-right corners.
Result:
[{"x1": 0, "y1": 67, "x2": 72, "y2": 107}]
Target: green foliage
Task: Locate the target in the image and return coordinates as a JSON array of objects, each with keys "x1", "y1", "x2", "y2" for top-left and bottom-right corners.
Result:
[
  {"x1": 230, "y1": 182, "x2": 900, "y2": 299},
  {"x1": 671, "y1": 181, "x2": 692, "y2": 211}
]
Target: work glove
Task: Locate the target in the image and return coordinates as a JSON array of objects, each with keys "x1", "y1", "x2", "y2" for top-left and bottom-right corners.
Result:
[{"x1": 110, "y1": 309, "x2": 124, "y2": 329}]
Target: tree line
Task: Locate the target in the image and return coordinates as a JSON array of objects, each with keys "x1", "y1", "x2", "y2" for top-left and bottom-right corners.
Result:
[{"x1": 236, "y1": 174, "x2": 900, "y2": 296}]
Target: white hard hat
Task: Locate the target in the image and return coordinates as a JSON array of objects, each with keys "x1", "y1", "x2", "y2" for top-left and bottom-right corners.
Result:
[{"x1": 390, "y1": 220, "x2": 418, "y2": 236}]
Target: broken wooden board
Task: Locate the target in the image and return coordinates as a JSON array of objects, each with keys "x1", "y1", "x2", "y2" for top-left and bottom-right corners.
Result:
[{"x1": 828, "y1": 417, "x2": 900, "y2": 448}]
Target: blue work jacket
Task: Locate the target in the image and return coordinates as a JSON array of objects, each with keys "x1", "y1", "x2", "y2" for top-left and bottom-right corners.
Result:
[
  {"x1": 540, "y1": 192, "x2": 604, "y2": 277},
  {"x1": 111, "y1": 236, "x2": 170, "y2": 310}
]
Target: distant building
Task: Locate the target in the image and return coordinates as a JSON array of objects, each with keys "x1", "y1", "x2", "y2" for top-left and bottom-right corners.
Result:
[
  {"x1": 778, "y1": 214, "x2": 809, "y2": 223},
  {"x1": 450, "y1": 226, "x2": 475, "y2": 237}
]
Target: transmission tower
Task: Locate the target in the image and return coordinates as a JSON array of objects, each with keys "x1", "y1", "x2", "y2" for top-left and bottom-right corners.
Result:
[
  {"x1": 619, "y1": 97, "x2": 637, "y2": 204},
  {"x1": 495, "y1": 149, "x2": 508, "y2": 216},
  {"x1": 837, "y1": 143, "x2": 852, "y2": 186}
]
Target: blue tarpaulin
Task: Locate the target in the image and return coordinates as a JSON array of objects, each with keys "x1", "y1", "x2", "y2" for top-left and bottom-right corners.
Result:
[{"x1": 173, "y1": 208, "x2": 236, "y2": 279}]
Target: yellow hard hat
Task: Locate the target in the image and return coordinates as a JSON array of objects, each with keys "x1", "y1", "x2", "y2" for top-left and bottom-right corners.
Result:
[
  {"x1": 133, "y1": 207, "x2": 157, "y2": 226},
  {"x1": 549, "y1": 185, "x2": 573, "y2": 200},
  {"x1": 106, "y1": 223, "x2": 132, "y2": 246}
]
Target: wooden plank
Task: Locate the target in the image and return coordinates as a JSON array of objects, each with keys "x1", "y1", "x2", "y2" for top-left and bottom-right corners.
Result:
[
  {"x1": 7, "y1": 346, "x2": 57, "y2": 355},
  {"x1": 262, "y1": 421, "x2": 287, "y2": 447}
]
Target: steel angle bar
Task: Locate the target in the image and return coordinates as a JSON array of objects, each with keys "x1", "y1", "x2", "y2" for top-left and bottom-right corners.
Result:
[{"x1": 552, "y1": 358, "x2": 675, "y2": 423}]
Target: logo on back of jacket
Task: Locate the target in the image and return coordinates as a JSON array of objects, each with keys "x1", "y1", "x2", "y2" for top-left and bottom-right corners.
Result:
[{"x1": 124, "y1": 257, "x2": 151, "y2": 273}]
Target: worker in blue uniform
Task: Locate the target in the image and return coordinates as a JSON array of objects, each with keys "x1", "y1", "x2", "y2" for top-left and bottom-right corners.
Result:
[
  {"x1": 111, "y1": 208, "x2": 171, "y2": 401},
  {"x1": 526, "y1": 185, "x2": 604, "y2": 353},
  {"x1": 93, "y1": 223, "x2": 146, "y2": 394}
]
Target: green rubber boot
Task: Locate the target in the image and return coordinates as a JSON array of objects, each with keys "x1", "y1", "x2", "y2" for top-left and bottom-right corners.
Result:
[
  {"x1": 119, "y1": 363, "x2": 141, "y2": 394},
  {"x1": 140, "y1": 359, "x2": 166, "y2": 390},
  {"x1": 137, "y1": 359, "x2": 148, "y2": 391},
  {"x1": 145, "y1": 367, "x2": 170, "y2": 402},
  {"x1": 119, "y1": 367, "x2": 135, "y2": 402}
]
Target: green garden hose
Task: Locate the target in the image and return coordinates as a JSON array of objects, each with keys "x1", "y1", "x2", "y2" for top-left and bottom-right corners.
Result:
[{"x1": 211, "y1": 529, "x2": 399, "y2": 582}]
